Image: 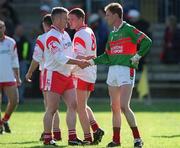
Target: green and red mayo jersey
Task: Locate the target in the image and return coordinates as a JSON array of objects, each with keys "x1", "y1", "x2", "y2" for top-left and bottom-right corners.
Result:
[{"x1": 93, "y1": 21, "x2": 152, "y2": 69}]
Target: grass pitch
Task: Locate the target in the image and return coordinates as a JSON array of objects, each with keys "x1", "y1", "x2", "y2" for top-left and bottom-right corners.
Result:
[{"x1": 0, "y1": 98, "x2": 180, "y2": 148}]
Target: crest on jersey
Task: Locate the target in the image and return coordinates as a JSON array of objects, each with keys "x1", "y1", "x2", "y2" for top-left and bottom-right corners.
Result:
[{"x1": 48, "y1": 41, "x2": 59, "y2": 54}]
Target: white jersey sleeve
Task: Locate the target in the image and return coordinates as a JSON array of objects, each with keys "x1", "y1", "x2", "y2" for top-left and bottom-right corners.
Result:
[
  {"x1": 33, "y1": 33, "x2": 47, "y2": 70},
  {"x1": 11, "y1": 40, "x2": 19, "y2": 68},
  {"x1": 33, "y1": 35, "x2": 44, "y2": 63}
]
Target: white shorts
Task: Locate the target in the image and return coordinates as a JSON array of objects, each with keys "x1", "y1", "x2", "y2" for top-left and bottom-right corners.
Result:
[{"x1": 106, "y1": 65, "x2": 135, "y2": 87}]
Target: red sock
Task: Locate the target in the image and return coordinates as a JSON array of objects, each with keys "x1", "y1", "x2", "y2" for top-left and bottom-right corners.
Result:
[
  {"x1": 84, "y1": 133, "x2": 92, "y2": 142},
  {"x1": 2, "y1": 113, "x2": 10, "y2": 122},
  {"x1": 90, "y1": 120, "x2": 99, "y2": 132},
  {"x1": 53, "y1": 128, "x2": 61, "y2": 140},
  {"x1": 113, "y1": 127, "x2": 120, "y2": 144},
  {"x1": 68, "y1": 129, "x2": 77, "y2": 141},
  {"x1": 131, "y1": 127, "x2": 140, "y2": 139},
  {"x1": 43, "y1": 133, "x2": 52, "y2": 144}
]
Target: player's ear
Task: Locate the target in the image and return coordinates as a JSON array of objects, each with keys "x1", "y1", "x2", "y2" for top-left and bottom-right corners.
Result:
[{"x1": 114, "y1": 13, "x2": 119, "y2": 19}]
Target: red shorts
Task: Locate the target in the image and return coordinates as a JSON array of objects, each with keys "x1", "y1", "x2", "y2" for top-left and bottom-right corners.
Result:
[
  {"x1": 0, "y1": 82, "x2": 16, "y2": 88},
  {"x1": 39, "y1": 70, "x2": 44, "y2": 91},
  {"x1": 43, "y1": 69, "x2": 74, "y2": 95},
  {"x1": 73, "y1": 77, "x2": 94, "y2": 91}
]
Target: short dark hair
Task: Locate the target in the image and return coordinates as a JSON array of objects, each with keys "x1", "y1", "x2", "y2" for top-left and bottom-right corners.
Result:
[
  {"x1": 69, "y1": 8, "x2": 85, "y2": 19},
  {"x1": 42, "y1": 14, "x2": 52, "y2": 26},
  {"x1": 104, "y1": 3, "x2": 123, "y2": 19},
  {"x1": 51, "y1": 7, "x2": 69, "y2": 21}
]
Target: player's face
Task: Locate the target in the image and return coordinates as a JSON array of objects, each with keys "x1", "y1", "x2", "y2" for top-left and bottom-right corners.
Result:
[
  {"x1": 42, "y1": 22, "x2": 50, "y2": 33},
  {"x1": 68, "y1": 14, "x2": 79, "y2": 30},
  {"x1": 105, "y1": 10, "x2": 115, "y2": 26}
]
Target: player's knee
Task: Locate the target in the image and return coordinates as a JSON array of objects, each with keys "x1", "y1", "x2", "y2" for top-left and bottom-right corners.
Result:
[
  {"x1": 16, "y1": 98, "x2": 19, "y2": 104},
  {"x1": 121, "y1": 105, "x2": 130, "y2": 114},
  {"x1": 111, "y1": 104, "x2": 120, "y2": 113},
  {"x1": 120, "y1": 106, "x2": 125, "y2": 113},
  {"x1": 15, "y1": 99, "x2": 19, "y2": 107},
  {"x1": 9, "y1": 97, "x2": 18, "y2": 106},
  {"x1": 77, "y1": 103, "x2": 86, "y2": 112},
  {"x1": 67, "y1": 101, "x2": 77, "y2": 111},
  {"x1": 47, "y1": 108, "x2": 57, "y2": 115}
]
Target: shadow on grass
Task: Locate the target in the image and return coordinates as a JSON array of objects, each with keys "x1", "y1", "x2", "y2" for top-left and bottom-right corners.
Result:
[
  {"x1": 29, "y1": 146, "x2": 113, "y2": 148},
  {"x1": 153, "y1": 135, "x2": 180, "y2": 138},
  {"x1": 0, "y1": 141, "x2": 38, "y2": 144},
  {"x1": 0, "y1": 141, "x2": 69, "y2": 148},
  {"x1": 2, "y1": 99, "x2": 180, "y2": 112},
  {"x1": 29, "y1": 145, "x2": 68, "y2": 148}
]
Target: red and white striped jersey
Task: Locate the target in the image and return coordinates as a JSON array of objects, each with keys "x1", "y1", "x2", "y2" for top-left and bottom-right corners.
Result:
[
  {"x1": 44, "y1": 26, "x2": 75, "y2": 76},
  {"x1": 72, "y1": 26, "x2": 97, "y2": 83},
  {"x1": 33, "y1": 32, "x2": 47, "y2": 71},
  {"x1": 0, "y1": 36, "x2": 19, "y2": 82}
]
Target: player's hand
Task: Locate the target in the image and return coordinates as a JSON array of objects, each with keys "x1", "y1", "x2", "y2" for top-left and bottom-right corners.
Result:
[
  {"x1": 84, "y1": 55, "x2": 95, "y2": 60},
  {"x1": 76, "y1": 55, "x2": 95, "y2": 60},
  {"x1": 130, "y1": 54, "x2": 141, "y2": 65},
  {"x1": 16, "y1": 78, "x2": 22, "y2": 86},
  {"x1": 25, "y1": 72, "x2": 32, "y2": 82},
  {"x1": 78, "y1": 60, "x2": 91, "y2": 69}
]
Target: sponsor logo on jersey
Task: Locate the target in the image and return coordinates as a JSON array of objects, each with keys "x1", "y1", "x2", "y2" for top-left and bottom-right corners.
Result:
[
  {"x1": 63, "y1": 41, "x2": 71, "y2": 49},
  {"x1": 111, "y1": 46, "x2": 123, "y2": 54}
]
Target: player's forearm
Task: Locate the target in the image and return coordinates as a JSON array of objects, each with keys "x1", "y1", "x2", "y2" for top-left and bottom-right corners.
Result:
[
  {"x1": 27, "y1": 59, "x2": 39, "y2": 75},
  {"x1": 76, "y1": 55, "x2": 95, "y2": 60},
  {"x1": 93, "y1": 53, "x2": 110, "y2": 65},
  {"x1": 76, "y1": 55, "x2": 86, "y2": 59},
  {"x1": 137, "y1": 37, "x2": 152, "y2": 57},
  {"x1": 66, "y1": 58, "x2": 82, "y2": 65}
]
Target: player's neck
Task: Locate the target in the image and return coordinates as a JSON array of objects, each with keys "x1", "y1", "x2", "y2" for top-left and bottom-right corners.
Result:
[
  {"x1": 51, "y1": 25, "x2": 64, "y2": 33},
  {"x1": 114, "y1": 19, "x2": 123, "y2": 29},
  {"x1": 0, "y1": 34, "x2": 5, "y2": 41},
  {"x1": 76, "y1": 22, "x2": 86, "y2": 31}
]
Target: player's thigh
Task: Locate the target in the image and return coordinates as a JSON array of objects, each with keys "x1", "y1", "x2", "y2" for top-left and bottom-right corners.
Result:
[
  {"x1": 46, "y1": 91, "x2": 60, "y2": 111},
  {"x1": 63, "y1": 88, "x2": 77, "y2": 109},
  {"x1": 4, "y1": 86, "x2": 19, "y2": 102},
  {"x1": 76, "y1": 89, "x2": 89, "y2": 107},
  {"x1": 119, "y1": 84, "x2": 133, "y2": 107},
  {"x1": 108, "y1": 86, "x2": 121, "y2": 109}
]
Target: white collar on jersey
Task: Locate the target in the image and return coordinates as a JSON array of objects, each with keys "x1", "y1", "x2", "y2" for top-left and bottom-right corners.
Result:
[{"x1": 114, "y1": 21, "x2": 124, "y2": 32}]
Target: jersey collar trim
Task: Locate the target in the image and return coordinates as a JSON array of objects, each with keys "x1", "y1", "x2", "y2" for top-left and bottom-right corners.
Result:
[{"x1": 114, "y1": 21, "x2": 124, "y2": 32}]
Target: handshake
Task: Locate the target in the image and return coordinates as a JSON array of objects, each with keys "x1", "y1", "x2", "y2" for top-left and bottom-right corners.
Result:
[{"x1": 76, "y1": 55, "x2": 95, "y2": 69}]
